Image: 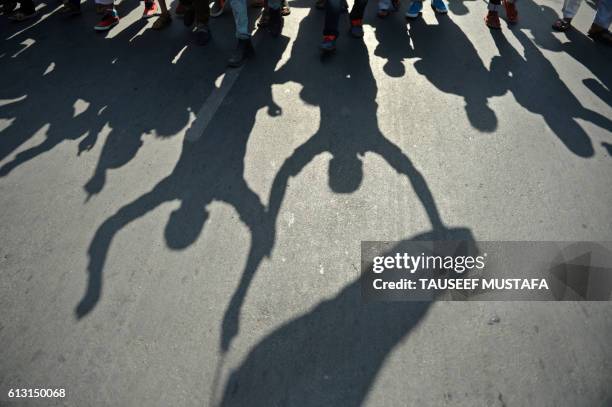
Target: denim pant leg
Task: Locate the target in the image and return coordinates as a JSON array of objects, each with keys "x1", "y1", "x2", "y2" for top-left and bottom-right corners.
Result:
[
  {"x1": 561, "y1": 0, "x2": 581, "y2": 19},
  {"x1": 324, "y1": 0, "x2": 343, "y2": 36},
  {"x1": 230, "y1": 0, "x2": 250, "y2": 38},
  {"x1": 594, "y1": 0, "x2": 612, "y2": 28}
]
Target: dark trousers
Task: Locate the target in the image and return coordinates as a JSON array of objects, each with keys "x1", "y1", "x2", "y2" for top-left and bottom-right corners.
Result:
[
  {"x1": 324, "y1": 0, "x2": 368, "y2": 36},
  {"x1": 181, "y1": 0, "x2": 210, "y2": 23}
]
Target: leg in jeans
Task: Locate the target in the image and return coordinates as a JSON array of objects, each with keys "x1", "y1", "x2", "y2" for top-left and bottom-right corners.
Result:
[
  {"x1": 230, "y1": 0, "x2": 250, "y2": 38},
  {"x1": 594, "y1": 0, "x2": 612, "y2": 29},
  {"x1": 561, "y1": 0, "x2": 581, "y2": 19}
]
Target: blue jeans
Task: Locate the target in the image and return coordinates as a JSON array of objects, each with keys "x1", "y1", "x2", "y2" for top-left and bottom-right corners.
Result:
[{"x1": 230, "y1": 0, "x2": 281, "y2": 39}]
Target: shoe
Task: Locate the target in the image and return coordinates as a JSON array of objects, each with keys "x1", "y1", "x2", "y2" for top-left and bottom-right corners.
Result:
[
  {"x1": 349, "y1": 19, "x2": 363, "y2": 38},
  {"x1": 405, "y1": 1, "x2": 422, "y2": 18},
  {"x1": 175, "y1": 2, "x2": 185, "y2": 16},
  {"x1": 484, "y1": 10, "x2": 500, "y2": 29},
  {"x1": 319, "y1": 35, "x2": 337, "y2": 52},
  {"x1": 228, "y1": 38, "x2": 254, "y2": 67},
  {"x1": 210, "y1": 0, "x2": 225, "y2": 17},
  {"x1": 502, "y1": 0, "x2": 517, "y2": 24},
  {"x1": 268, "y1": 7, "x2": 282, "y2": 36},
  {"x1": 183, "y1": 5, "x2": 194, "y2": 25},
  {"x1": 94, "y1": 10, "x2": 119, "y2": 30},
  {"x1": 142, "y1": 1, "x2": 157, "y2": 18},
  {"x1": 280, "y1": 3, "x2": 290, "y2": 15},
  {"x1": 431, "y1": 0, "x2": 447, "y2": 13},
  {"x1": 59, "y1": 2, "x2": 81, "y2": 16},
  {"x1": 194, "y1": 23, "x2": 211, "y2": 45}
]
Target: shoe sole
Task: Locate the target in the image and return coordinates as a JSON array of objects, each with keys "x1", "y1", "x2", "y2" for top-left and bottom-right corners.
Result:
[{"x1": 94, "y1": 20, "x2": 119, "y2": 30}]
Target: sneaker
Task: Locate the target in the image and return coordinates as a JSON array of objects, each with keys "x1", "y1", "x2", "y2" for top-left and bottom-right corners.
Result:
[
  {"x1": 228, "y1": 38, "x2": 254, "y2": 67},
  {"x1": 431, "y1": 0, "x2": 447, "y2": 13},
  {"x1": 210, "y1": 0, "x2": 225, "y2": 17},
  {"x1": 142, "y1": 1, "x2": 157, "y2": 18},
  {"x1": 484, "y1": 10, "x2": 500, "y2": 29},
  {"x1": 349, "y1": 19, "x2": 364, "y2": 37},
  {"x1": 268, "y1": 7, "x2": 283, "y2": 36},
  {"x1": 194, "y1": 23, "x2": 211, "y2": 45},
  {"x1": 405, "y1": 1, "x2": 422, "y2": 18},
  {"x1": 94, "y1": 10, "x2": 119, "y2": 30},
  {"x1": 502, "y1": 0, "x2": 517, "y2": 24},
  {"x1": 319, "y1": 35, "x2": 337, "y2": 52}
]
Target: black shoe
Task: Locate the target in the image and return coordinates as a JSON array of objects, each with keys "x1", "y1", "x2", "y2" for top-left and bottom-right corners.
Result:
[
  {"x1": 228, "y1": 38, "x2": 254, "y2": 67},
  {"x1": 183, "y1": 6, "x2": 194, "y2": 26},
  {"x1": 268, "y1": 7, "x2": 282, "y2": 36},
  {"x1": 194, "y1": 23, "x2": 211, "y2": 45}
]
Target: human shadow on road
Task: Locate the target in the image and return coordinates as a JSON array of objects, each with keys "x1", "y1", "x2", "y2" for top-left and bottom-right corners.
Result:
[
  {"x1": 490, "y1": 27, "x2": 612, "y2": 157},
  {"x1": 76, "y1": 31, "x2": 291, "y2": 317},
  {"x1": 0, "y1": 5, "x2": 226, "y2": 190},
  {"x1": 218, "y1": 3, "x2": 475, "y2": 353}
]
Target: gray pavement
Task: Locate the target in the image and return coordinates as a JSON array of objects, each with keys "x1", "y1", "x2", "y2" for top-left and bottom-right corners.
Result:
[{"x1": 0, "y1": 0, "x2": 611, "y2": 405}]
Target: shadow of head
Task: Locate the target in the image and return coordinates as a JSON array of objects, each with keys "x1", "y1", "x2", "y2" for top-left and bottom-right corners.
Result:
[
  {"x1": 218, "y1": 226, "x2": 475, "y2": 407},
  {"x1": 328, "y1": 153, "x2": 363, "y2": 193},
  {"x1": 165, "y1": 199, "x2": 209, "y2": 250}
]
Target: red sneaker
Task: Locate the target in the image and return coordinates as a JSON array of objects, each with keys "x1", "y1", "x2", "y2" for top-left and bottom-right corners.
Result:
[
  {"x1": 485, "y1": 10, "x2": 501, "y2": 29},
  {"x1": 94, "y1": 10, "x2": 119, "y2": 30},
  {"x1": 503, "y1": 0, "x2": 518, "y2": 24},
  {"x1": 142, "y1": 1, "x2": 157, "y2": 18}
]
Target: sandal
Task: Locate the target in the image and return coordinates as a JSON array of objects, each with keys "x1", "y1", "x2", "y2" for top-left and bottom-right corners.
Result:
[
  {"x1": 280, "y1": 4, "x2": 289, "y2": 15},
  {"x1": 552, "y1": 17, "x2": 572, "y2": 32},
  {"x1": 7, "y1": 9, "x2": 36, "y2": 21},
  {"x1": 588, "y1": 28, "x2": 612, "y2": 45},
  {"x1": 152, "y1": 12, "x2": 171, "y2": 29}
]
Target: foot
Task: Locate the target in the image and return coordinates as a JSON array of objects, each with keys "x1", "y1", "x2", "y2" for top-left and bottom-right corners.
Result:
[
  {"x1": 319, "y1": 34, "x2": 337, "y2": 52},
  {"x1": 552, "y1": 17, "x2": 571, "y2": 31},
  {"x1": 228, "y1": 38, "x2": 254, "y2": 67},
  {"x1": 152, "y1": 12, "x2": 171, "y2": 29},
  {"x1": 502, "y1": 0, "x2": 517, "y2": 24},
  {"x1": 194, "y1": 23, "x2": 211, "y2": 45},
  {"x1": 142, "y1": 1, "x2": 157, "y2": 18},
  {"x1": 349, "y1": 19, "x2": 364, "y2": 38},
  {"x1": 281, "y1": 4, "x2": 290, "y2": 15},
  {"x1": 588, "y1": 25, "x2": 612, "y2": 45},
  {"x1": 431, "y1": 0, "x2": 447, "y2": 13},
  {"x1": 405, "y1": 1, "x2": 422, "y2": 18},
  {"x1": 268, "y1": 7, "x2": 283, "y2": 36},
  {"x1": 94, "y1": 9, "x2": 119, "y2": 30}
]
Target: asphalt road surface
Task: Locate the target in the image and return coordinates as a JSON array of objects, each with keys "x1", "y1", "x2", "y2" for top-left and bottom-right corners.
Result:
[{"x1": 1, "y1": 0, "x2": 611, "y2": 405}]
